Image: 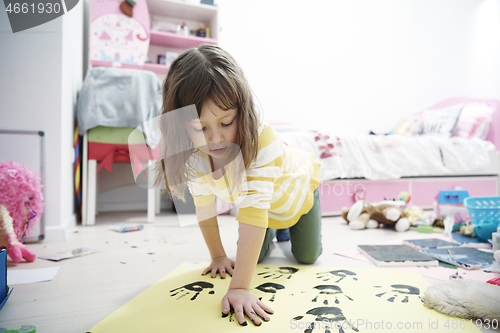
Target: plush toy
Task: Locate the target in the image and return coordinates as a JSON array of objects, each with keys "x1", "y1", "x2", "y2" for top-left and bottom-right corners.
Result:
[
  {"x1": 0, "y1": 205, "x2": 36, "y2": 262},
  {"x1": 0, "y1": 161, "x2": 43, "y2": 263},
  {"x1": 341, "y1": 200, "x2": 411, "y2": 232},
  {"x1": 403, "y1": 205, "x2": 427, "y2": 225},
  {"x1": 422, "y1": 279, "x2": 500, "y2": 320}
]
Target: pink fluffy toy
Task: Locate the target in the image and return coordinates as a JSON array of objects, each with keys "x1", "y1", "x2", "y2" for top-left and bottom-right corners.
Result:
[{"x1": 0, "y1": 161, "x2": 44, "y2": 262}]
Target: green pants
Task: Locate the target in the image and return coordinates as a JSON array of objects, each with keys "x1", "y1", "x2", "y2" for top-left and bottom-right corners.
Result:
[{"x1": 258, "y1": 188, "x2": 323, "y2": 264}]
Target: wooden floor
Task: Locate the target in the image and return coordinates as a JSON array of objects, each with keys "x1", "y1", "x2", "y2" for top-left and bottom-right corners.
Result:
[{"x1": 1, "y1": 210, "x2": 499, "y2": 333}]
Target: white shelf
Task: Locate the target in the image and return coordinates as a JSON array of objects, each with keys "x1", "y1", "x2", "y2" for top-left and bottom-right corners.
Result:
[{"x1": 147, "y1": 0, "x2": 217, "y2": 22}]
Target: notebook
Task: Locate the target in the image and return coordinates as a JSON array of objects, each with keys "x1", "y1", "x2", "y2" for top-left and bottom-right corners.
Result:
[
  {"x1": 403, "y1": 238, "x2": 459, "y2": 250},
  {"x1": 420, "y1": 247, "x2": 495, "y2": 270},
  {"x1": 357, "y1": 245, "x2": 439, "y2": 267}
]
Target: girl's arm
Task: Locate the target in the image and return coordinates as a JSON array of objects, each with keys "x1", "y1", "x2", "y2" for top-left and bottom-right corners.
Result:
[
  {"x1": 197, "y1": 202, "x2": 225, "y2": 258},
  {"x1": 222, "y1": 222, "x2": 273, "y2": 326},
  {"x1": 196, "y1": 203, "x2": 234, "y2": 278},
  {"x1": 229, "y1": 222, "x2": 266, "y2": 290}
]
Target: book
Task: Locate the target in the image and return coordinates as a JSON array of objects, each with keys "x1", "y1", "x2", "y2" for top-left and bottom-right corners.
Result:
[
  {"x1": 403, "y1": 238, "x2": 459, "y2": 250},
  {"x1": 420, "y1": 247, "x2": 495, "y2": 270},
  {"x1": 357, "y1": 245, "x2": 439, "y2": 267}
]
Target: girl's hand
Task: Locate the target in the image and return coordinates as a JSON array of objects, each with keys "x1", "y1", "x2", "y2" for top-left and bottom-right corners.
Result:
[
  {"x1": 222, "y1": 288, "x2": 274, "y2": 326},
  {"x1": 202, "y1": 256, "x2": 235, "y2": 279}
]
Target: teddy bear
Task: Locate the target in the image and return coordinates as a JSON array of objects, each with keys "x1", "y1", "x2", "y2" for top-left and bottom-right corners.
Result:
[{"x1": 341, "y1": 200, "x2": 411, "y2": 232}]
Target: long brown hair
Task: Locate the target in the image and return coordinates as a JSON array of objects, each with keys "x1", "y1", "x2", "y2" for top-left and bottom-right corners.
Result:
[{"x1": 155, "y1": 44, "x2": 260, "y2": 201}]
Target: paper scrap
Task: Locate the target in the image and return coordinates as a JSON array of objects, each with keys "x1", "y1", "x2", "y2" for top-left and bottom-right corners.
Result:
[
  {"x1": 38, "y1": 247, "x2": 100, "y2": 261},
  {"x1": 109, "y1": 223, "x2": 144, "y2": 233},
  {"x1": 7, "y1": 266, "x2": 60, "y2": 285}
]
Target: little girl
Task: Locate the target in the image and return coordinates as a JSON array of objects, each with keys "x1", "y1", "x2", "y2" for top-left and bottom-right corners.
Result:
[{"x1": 156, "y1": 44, "x2": 322, "y2": 326}]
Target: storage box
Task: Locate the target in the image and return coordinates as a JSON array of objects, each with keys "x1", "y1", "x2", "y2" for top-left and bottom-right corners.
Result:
[{"x1": 0, "y1": 249, "x2": 13, "y2": 310}]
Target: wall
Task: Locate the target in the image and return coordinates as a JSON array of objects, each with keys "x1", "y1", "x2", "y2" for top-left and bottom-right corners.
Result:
[
  {"x1": 61, "y1": 0, "x2": 84, "y2": 234},
  {"x1": 217, "y1": 0, "x2": 500, "y2": 135},
  {"x1": 0, "y1": 2, "x2": 83, "y2": 240}
]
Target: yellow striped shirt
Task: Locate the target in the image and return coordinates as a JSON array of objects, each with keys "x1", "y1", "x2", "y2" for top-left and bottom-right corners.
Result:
[{"x1": 188, "y1": 122, "x2": 321, "y2": 229}]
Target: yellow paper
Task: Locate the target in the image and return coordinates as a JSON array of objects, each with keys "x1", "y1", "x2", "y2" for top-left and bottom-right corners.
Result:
[{"x1": 88, "y1": 263, "x2": 481, "y2": 333}]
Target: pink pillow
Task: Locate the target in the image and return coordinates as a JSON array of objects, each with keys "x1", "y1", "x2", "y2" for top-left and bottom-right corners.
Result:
[{"x1": 452, "y1": 102, "x2": 494, "y2": 140}]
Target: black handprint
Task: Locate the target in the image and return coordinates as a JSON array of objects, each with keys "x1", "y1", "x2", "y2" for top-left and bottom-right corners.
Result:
[
  {"x1": 310, "y1": 285, "x2": 354, "y2": 305},
  {"x1": 222, "y1": 305, "x2": 236, "y2": 322},
  {"x1": 374, "y1": 284, "x2": 419, "y2": 303},
  {"x1": 170, "y1": 281, "x2": 215, "y2": 301},
  {"x1": 316, "y1": 270, "x2": 358, "y2": 283},
  {"x1": 292, "y1": 306, "x2": 359, "y2": 333},
  {"x1": 254, "y1": 282, "x2": 285, "y2": 302},
  {"x1": 257, "y1": 266, "x2": 299, "y2": 280}
]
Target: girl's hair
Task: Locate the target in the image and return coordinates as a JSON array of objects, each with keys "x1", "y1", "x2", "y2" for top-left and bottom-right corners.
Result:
[{"x1": 155, "y1": 44, "x2": 260, "y2": 201}]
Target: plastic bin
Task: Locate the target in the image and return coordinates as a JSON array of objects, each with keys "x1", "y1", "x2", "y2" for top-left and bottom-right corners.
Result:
[{"x1": 464, "y1": 196, "x2": 500, "y2": 241}]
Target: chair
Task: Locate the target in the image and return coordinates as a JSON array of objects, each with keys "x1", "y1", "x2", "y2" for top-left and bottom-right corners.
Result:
[
  {"x1": 81, "y1": 126, "x2": 160, "y2": 225},
  {"x1": 77, "y1": 67, "x2": 163, "y2": 226}
]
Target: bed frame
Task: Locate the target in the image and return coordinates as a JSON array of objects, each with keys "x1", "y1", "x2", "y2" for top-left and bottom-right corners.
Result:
[{"x1": 319, "y1": 97, "x2": 500, "y2": 216}]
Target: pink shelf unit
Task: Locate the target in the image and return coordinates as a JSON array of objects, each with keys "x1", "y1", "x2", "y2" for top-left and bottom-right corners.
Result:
[
  {"x1": 90, "y1": 60, "x2": 169, "y2": 75},
  {"x1": 149, "y1": 30, "x2": 217, "y2": 49}
]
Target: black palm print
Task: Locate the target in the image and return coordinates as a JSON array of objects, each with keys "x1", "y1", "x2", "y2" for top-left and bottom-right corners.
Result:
[
  {"x1": 253, "y1": 282, "x2": 285, "y2": 302},
  {"x1": 316, "y1": 270, "x2": 358, "y2": 283},
  {"x1": 293, "y1": 306, "x2": 359, "y2": 333},
  {"x1": 374, "y1": 284, "x2": 419, "y2": 303},
  {"x1": 310, "y1": 285, "x2": 354, "y2": 305},
  {"x1": 222, "y1": 305, "x2": 236, "y2": 323},
  {"x1": 169, "y1": 281, "x2": 215, "y2": 301},
  {"x1": 257, "y1": 266, "x2": 299, "y2": 280}
]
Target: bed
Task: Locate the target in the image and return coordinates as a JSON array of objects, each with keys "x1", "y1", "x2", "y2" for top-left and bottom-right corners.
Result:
[{"x1": 273, "y1": 97, "x2": 500, "y2": 216}]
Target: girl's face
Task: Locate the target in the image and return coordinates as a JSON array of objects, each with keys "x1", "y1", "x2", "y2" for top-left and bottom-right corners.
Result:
[{"x1": 187, "y1": 98, "x2": 238, "y2": 158}]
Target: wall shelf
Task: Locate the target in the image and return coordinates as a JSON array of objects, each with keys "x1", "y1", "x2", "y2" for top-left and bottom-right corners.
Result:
[
  {"x1": 150, "y1": 30, "x2": 217, "y2": 49},
  {"x1": 147, "y1": 0, "x2": 217, "y2": 22},
  {"x1": 90, "y1": 60, "x2": 170, "y2": 75}
]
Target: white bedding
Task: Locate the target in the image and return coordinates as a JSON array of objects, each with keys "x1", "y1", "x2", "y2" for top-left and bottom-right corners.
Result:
[{"x1": 274, "y1": 125, "x2": 496, "y2": 182}]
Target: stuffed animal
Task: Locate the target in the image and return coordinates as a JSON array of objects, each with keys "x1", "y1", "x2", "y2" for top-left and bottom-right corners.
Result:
[
  {"x1": 403, "y1": 205, "x2": 426, "y2": 225},
  {"x1": 422, "y1": 279, "x2": 500, "y2": 320},
  {"x1": 0, "y1": 161, "x2": 44, "y2": 263},
  {"x1": 341, "y1": 200, "x2": 411, "y2": 232},
  {"x1": 0, "y1": 204, "x2": 36, "y2": 263}
]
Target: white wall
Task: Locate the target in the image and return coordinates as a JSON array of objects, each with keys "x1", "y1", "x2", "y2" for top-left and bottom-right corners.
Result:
[
  {"x1": 217, "y1": 0, "x2": 500, "y2": 135},
  {"x1": 0, "y1": 2, "x2": 83, "y2": 240}
]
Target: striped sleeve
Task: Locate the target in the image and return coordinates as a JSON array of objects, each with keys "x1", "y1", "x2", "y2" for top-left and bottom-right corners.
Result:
[{"x1": 236, "y1": 123, "x2": 283, "y2": 228}]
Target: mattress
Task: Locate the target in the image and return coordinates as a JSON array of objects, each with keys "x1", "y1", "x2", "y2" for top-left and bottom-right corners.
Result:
[{"x1": 274, "y1": 125, "x2": 498, "y2": 182}]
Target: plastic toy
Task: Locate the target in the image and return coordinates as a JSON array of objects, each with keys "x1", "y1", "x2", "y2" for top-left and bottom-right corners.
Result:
[
  {"x1": 195, "y1": 24, "x2": 210, "y2": 38},
  {"x1": 437, "y1": 190, "x2": 470, "y2": 204},
  {"x1": 0, "y1": 161, "x2": 43, "y2": 262},
  {"x1": 0, "y1": 325, "x2": 36, "y2": 333},
  {"x1": 487, "y1": 277, "x2": 500, "y2": 287},
  {"x1": 434, "y1": 189, "x2": 470, "y2": 224},
  {"x1": 341, "y1": 200, "x2": 410, "y2": 232}
]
